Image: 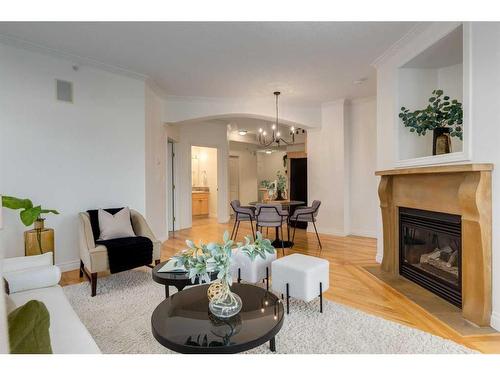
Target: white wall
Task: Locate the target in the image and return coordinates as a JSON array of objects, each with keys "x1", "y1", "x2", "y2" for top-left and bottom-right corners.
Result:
[
  {"x1": 308, "y1": 100, "x2": 349, "y2": 236},
  {"x1": 229, "y1": 142, "x2": 258, "y2": 205},
  {"x1": 467, "y1": 23, "x2": 500, "y2": 330},
  {"x1": 257, "y1": 151, "x2": 287, "y2": 186},
  {"x1": 172, "y1": 122, "x2": 230, "y2": 230},
  {"x1": 0, "y1": 44, "x2": 146, "y2": 270},
  {"x1": 375, "y1": 22, "x2": 500, "y2": 329},
  {"x1": 191, "y1": 146, "x2": 218, "y2": 217},
  {"x1": 398, "y1": 68, "x2": 438, "y2": 159},
  {"x1": 0, "y1": 239, "x2": 8, "y2": 353},
  {"x1": 309, "y1": 98, "x2": 377, "y2": 238},
  {"x1": 348, "y1": 98, "x2": 378, "y2": 237},
  {"x1": 438, "y1": 64, "x2": 463, "y2": 101},
  {"x1": 438, "y1": 64, "x2": 463, "y2": 154},
  {"x1": 145, "y1": 83, "x2": 168, "y2": 241}
]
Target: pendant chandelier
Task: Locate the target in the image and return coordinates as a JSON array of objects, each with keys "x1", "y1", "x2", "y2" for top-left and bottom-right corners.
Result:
[{"x1": 258, "y1": 92, "x2": 301, "y2": 147}]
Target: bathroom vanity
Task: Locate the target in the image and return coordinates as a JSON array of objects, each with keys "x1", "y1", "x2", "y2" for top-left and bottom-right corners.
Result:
[{"x1": 192, "y1": 187, "x2": 209, "y2": 216}]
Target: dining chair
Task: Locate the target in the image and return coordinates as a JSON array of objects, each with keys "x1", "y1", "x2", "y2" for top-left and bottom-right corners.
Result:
[
  {"x1": 230, "y1": 200, "x2": 256, "y2": 241},
  {"x1": 289, "y1": 200, "x2": 322, "y2": 249},
  {"x1": 255, "y1": 203, "x2": 289, "y2": 256}
]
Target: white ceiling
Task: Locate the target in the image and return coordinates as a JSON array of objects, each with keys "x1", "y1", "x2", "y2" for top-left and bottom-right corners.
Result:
[{"x1": 0, "y1": 22, "x2": 418, "y2": 103}]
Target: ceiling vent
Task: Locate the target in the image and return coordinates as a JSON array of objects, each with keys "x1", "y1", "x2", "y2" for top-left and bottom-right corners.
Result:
[{"x1": 56, "y1": 79, "x2": 73, "y2": 103}]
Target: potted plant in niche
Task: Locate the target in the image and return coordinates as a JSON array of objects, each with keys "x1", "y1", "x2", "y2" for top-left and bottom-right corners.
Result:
[
  {"x1": 1, "y1": 196, "x2": 59, "y2": 260},
  {"x1": 399, "y1": 89, "x2": 463, "y2": 155},
  {"x1": 171, "y1": 231, "x2": 275, "y2": 318}
]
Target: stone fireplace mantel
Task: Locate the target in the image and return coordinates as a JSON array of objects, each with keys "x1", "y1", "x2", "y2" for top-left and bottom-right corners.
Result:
[{"x1": 375, "y1": 163, "x2": 493, "y2": 326}]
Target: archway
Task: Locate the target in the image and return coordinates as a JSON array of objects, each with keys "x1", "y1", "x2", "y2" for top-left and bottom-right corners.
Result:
[{"x1": 165, "y1": 113, "x2": 311, "y2": 233}]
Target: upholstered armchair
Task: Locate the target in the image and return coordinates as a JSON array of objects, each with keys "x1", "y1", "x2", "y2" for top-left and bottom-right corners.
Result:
[{"x1": 78, "y1": 209, "x2": 161, "y2": 296}]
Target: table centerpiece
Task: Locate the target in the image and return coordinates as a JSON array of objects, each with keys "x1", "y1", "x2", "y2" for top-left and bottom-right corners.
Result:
[{"x1": 172, "y1": 230, "x2": 275, "y2": 318}]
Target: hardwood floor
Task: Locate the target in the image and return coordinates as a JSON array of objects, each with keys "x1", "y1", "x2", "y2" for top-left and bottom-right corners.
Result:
[{"x1": 61, "y1": 216, "x2": 500, "y2": 353}]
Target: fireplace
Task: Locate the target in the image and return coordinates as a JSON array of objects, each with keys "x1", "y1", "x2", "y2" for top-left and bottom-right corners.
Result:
[
  {"x1": 399, "y1": 207, "x2": 461, "y2": 307},
  {"x1": 376, "y1": 164, "x2": 492, "y2": 326}
]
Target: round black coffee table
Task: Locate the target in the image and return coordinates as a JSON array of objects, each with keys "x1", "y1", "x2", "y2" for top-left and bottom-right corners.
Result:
[
  {"x1": 152, "y1": 261, "x2": 217, "y2": 298},
  {"x1": 151, "y1": 284, "x2": 285, "y2": 353}
]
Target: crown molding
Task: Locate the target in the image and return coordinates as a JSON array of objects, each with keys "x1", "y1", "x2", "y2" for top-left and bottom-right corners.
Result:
[
  {"x1": 0, "y1": 32, "x2": 148, "y2": 81},
  {"x1": 145, "y1": 78, "x2": 170, "y2": 100},
  {"x1": 370, "y1": 22, "x2": 431, "y2": 69}
]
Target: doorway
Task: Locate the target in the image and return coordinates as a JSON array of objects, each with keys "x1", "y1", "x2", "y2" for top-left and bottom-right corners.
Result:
[
  {"x1": 167, "y1": 140, "x2": 176, "y2": 233},
  {"x1": 290, "y1": 157, "x2": 308, "y2": 229},
  {"x1": 229, "y1": 155, "x2": 240, "y2": 215},
  {"x1": 191, "y1": 146, "x2": 218, "y2": 222}
]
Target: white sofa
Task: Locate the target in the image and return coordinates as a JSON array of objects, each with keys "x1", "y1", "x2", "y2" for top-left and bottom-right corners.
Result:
[{"x1": 3, "y1": 252, "x2": 100, "y2": 354}]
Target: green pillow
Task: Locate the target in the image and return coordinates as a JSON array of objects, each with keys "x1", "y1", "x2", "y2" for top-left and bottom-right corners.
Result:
[{"x1": 8, "y1": 300, "x2": 52, "y2": 354}]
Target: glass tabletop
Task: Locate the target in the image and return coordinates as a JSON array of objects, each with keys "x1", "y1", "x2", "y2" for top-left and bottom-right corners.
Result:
[
  {"x1": 152, "y1": 260, "x2": 216, "y2": 282},
  {"x1": 151, "y1": 283, "x2": 285, "y2": 353}
]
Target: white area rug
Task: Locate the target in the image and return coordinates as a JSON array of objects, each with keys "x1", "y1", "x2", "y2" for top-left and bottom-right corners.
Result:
[{"x1": 63, "y1": 267, "x2": 475, "y2": 354}]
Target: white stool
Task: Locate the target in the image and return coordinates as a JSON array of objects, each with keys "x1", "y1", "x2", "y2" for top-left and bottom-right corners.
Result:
[
  {"x1": 231, "y1": 249, "x2": 277, "y2": 290},
  {"x1": 271, "y1": 253, "x2": 329, "y2": 313}
]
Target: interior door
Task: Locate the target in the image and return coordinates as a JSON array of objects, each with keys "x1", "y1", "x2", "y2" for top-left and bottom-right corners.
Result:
[
  {"x1": 290, "y1": 158, "x2": 308, "y2": 229},
  {"x1": 167, "y1": 141, "x2": 175, "y2": 232},
  {"x1": 229, "y1": 156, "x2": 240, "y2": 214}
]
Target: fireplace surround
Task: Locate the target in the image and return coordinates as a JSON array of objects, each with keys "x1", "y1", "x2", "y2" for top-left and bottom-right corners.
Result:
[{"x1": 376, "y1": 164, "x2": 492, "y2": 326}]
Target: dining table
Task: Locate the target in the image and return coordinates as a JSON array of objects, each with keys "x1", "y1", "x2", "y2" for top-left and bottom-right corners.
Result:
[{"x1": 248, "y1": 200, "x2": 305, "y2": 248}]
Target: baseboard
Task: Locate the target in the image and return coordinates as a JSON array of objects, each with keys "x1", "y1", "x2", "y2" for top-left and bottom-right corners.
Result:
[
  {"x1": 218, "y1": 215, "x2": 230, "y2": 224},
  {"x1": 349, "y1": 229, "x2": 377, "y2": 238},
  {"x1": 490, "y1": 310, "x2": 500, "y2": 331},
  {"x1": 56, "y1": 259, "x2": 80, "y2": 272},
  {"x1": 305, "y1": 226, "x2": 377, "y2": 238},
  {"x1": 308, "y1": 226, "x2": 345, "y2": 237}
]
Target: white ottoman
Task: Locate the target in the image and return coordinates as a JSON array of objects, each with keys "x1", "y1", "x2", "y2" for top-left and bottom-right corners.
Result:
[
  {"x1": 271, "y1": 253, "x2": 329, "y2": 313},
  {"x1": 231, "y1": 249, "x2": 277, "y2": 290}
]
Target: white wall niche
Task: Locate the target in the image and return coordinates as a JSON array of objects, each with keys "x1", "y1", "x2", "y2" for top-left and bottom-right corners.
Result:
[{"x1": 395, "y1": 24, "x2": 471, "y2": 167}]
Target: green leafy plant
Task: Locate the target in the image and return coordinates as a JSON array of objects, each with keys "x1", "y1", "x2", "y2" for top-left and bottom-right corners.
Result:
[
  {"x1": 238, "y1": 231, "x2": 275, "y2": 261},
  {"x1": 260, "y1": 180, "x2": 271, "y2": 188},
  {"x1": 399, "y1": 89, "x2": 463, "y2": 140},
  {"x1": 1, "y1": 195, "x2": 59, "y2": 226},
  {"x1": 276, "y1": 171, "x2": 287, "y2": 194},
  {"x1": 172, "y1": 230, "x2": 275, "y2": 285}
]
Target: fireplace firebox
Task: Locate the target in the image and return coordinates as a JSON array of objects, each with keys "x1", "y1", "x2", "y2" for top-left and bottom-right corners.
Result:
[{"x1": 399, "y1": 207, "x2": 462, "y2": 307}]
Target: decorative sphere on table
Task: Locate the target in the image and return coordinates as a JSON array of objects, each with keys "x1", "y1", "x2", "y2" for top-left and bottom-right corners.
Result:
[{"x1": 207, "y1": 280, "x2": 224, "y2": 301}]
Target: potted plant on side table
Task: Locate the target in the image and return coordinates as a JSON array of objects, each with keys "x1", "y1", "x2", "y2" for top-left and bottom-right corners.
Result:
[{"x1": 1, "y1": 196, "x2": 59, "y2": 261}]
